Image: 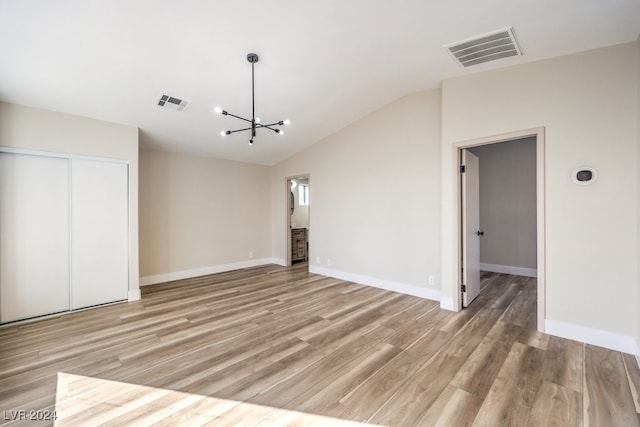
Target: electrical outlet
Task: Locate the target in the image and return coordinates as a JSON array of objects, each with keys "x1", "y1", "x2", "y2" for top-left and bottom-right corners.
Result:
[
  {"x1": 249, "y1": 251, "x2": 253, "y2": 259},
  {"x1": 428, "y1": 275, "x2": 435, "y2": 285},
  {"x1": 327, "y1": 259, "x2": 332, "y2": 267}
]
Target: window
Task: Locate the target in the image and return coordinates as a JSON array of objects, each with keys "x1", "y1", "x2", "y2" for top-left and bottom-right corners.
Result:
[{"x1": 299, "y1": 184, "x2": 309, "y2": 206}]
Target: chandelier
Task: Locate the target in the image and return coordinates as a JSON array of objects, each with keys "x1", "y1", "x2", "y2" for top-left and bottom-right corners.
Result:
[{"x1": 215, "y1": 53, "x2": 290, "y2": 145}]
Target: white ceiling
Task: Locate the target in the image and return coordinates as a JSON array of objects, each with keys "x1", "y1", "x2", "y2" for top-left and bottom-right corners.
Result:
[{"x1": 1, "y1": 1, "x2": 639, "y2": 165}]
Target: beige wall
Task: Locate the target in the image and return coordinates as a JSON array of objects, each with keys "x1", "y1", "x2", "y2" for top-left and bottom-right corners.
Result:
[
  {"x1": 0, "y1": 102, "x2": 140, "y2": 297},
  {"x1": 139, "y1": 149, "x2": 271, "y2": 281},
  {"x1": 271, "y1": 90, "x2": 442, "y2": 298},
  {"x1": 442, "y1": 43, "x2": 638, "y2": 340},
  {"x1": 469, "y1": 137, "x2": 537, "y2": 271}
]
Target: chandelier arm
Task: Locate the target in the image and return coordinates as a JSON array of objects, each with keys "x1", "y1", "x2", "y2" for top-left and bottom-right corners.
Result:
[
  {"x1": 226, "y1": 126, "x2": 253, "y2": 134},
  {"x1": 260, "y1": 125, "x2": 283, "y2": 134},
  {"x1": 256, "y1": 121, "x2": 284, "y2": 128},
  {"x1": 223, "y1": 111, "x2": 253, "y2": 123}
]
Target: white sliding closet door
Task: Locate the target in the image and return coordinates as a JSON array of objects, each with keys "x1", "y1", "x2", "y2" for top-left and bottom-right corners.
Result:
[
  {"x1": 0, "y1": 153, "x2": 70, "y2": 322},
  {"x1": 71, "y1": 159, "x2": 129, "y2": 309}
]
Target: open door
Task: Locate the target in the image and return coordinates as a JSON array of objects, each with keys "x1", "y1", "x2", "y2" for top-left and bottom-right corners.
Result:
[
  {"x1": 286, "y1": 176, "x2": 310, "y2": 267},
  {"x1": 461, "y1": 149, "x2": 481, "y2": 307}
]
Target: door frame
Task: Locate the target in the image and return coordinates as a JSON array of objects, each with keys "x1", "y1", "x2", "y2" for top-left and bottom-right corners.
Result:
[
  {"x1": 285, "y1": 174, "x2": 310, "y2": 266},
  {"x1": 451, "y1": 127, "x2": 545, "y2": 332}
]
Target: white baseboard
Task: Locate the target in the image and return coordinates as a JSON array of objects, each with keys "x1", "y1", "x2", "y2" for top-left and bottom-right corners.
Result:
[
  {"x1": 140, "y1": 258, "x2": 276, "y2": 286},
  {"x1": 480, "y1": 263, "x2": 537, "y2": 278},
  {"x1": 127, "y1": 289, "x2": 141, "y2": 301},
  {"x1": 545, "y1": 319, "x2": 637, "y2": 354},
  {"x1": 440, "y1": 297, "x2": 455, "y2": 311},
  {"x1": 309, "y1": 266, "x2": 441, "y2": 302},
  {"x1": 271, "y1": 257, "x2": 287, "y2": 267}
]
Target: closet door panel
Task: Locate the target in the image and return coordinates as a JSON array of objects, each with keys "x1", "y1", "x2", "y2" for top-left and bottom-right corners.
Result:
[
  {"x1": 0, "y1": 153, "x2": 70, "y2": 322},
  {"x1": 71, "y1": 159, "x2": 128, "y2": 309}
]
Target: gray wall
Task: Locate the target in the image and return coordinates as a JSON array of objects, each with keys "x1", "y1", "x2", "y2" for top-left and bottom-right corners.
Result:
[{"x1": 469, "y1": 137, "x2": 537, "y2": 271}]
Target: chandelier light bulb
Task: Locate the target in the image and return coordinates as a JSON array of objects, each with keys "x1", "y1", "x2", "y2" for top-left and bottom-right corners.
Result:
[
  {"x1": 214, "y1": 107, "x2": 223, "y2": 114},
  {"x1": 283, "y1": 119, "x2": 290, "y2": 125},
  {"x1": 255, "y1": 117, "x2": 261, "y2": 124}
]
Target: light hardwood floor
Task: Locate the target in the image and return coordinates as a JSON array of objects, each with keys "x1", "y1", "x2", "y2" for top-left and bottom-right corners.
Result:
[{"x1": 1, "y1": 264, "x2": 639, "y2": 426}]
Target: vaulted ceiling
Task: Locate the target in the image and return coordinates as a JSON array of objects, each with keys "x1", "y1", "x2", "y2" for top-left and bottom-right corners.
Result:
[{"x1": 1, "y1": 1, "x2": 639, "y2": 165}]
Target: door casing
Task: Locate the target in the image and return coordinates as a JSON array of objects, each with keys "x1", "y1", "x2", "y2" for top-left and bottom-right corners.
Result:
[
  {"x1": 451, "y1": 127, "x2": 545, "y2": 332},
  {"x1": 285, "y1": 174, "x2": 310, "y2": 267}
]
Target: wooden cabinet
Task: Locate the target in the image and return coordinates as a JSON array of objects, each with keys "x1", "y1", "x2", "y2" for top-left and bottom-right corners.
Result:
[{"x1": 291, "y1": 228, "x2": 308, "y2": 263}]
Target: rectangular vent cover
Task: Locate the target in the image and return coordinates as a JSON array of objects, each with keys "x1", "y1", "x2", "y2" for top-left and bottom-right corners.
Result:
[
  {"x1": 445, "y1": 27, "x2": 522, "y2": 67},
  {"x1": 157, "y1": 94, "x2": 190, "y2": 111}
]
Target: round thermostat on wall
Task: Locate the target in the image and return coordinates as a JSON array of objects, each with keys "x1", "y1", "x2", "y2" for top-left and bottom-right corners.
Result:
[{"x1": 572, "y1": 167, "x2": 597, "y2": 185}]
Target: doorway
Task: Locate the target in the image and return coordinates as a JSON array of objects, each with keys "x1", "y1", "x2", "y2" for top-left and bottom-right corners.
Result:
[
  {"x1": 455, "y1": 128, "x2": 545, "y2": 331},
  {"x1": 286, "y1": 175, "x2": 310, "y2": 267}
]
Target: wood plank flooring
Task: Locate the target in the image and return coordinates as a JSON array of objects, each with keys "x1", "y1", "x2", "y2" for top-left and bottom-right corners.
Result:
[{"x1": 1, "y1": 264, "x2": 639, "y2": 426}]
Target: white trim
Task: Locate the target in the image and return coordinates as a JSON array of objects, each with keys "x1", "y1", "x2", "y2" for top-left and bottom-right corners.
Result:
[
  {"x1": 444, "y1": 127, "x2": 546, "y2": 331},
  {"x1": 545, "y1": 319, "x2": 637, "y2": 354},
  {"x1": 127, "y1": 289, "x2": 141, "y2": 301},
  {"x1": 440, "y1": 297, "x2": 455, "y2": 311},
  {"x1": 271, "y1": 258, "x2": 287, "y2": 267},
  {"x1": 0, "y1": 146, "x2": 129, "y2": 164},
  {"x1": 480, "y1": 263, "x2": 537, "y2": 278},
  {"x1": 535, "y1": 129, "x2": 546, "y2": 332},
  {"x1": 0, "y1": 300, "x2": 128, "y2": 328},
  {"x1": 310, "y1": 266, "x2": 441, "y2": 302},
  {"x1": 636, "y1": 338, "x2": 640, "y2": 366},
  {"x1": 285, "y1": 173, "x2": 310, "y2": 267},
  {"x1": 139, "y1": 258, "x2": 276, "y2": 286}
]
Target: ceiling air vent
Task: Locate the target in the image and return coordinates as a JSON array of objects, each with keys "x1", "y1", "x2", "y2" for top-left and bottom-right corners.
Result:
[
  {"x1": 157, "y1": 94, "x2": 190, "y2": 111},
  {"x1": 445, "y1": 27, "x2": 522, "y2": 68}
]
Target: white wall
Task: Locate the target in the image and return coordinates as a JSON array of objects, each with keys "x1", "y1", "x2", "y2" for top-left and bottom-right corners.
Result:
[
  {"x1": 0, "y1": 102, "x2": 141, "y2": 300},
  {"x1": 469, "y1": 137, "x2": 537, "y2": 273},
  {"x1": 271, "y1": 90, "x2": 442, "y2": 300},
  {"x1": 442, "y1": 43, "x2": 638, "y2": 349},
  {"x1": 139, "y1": 149, "x2": 272, "y2": 284}
]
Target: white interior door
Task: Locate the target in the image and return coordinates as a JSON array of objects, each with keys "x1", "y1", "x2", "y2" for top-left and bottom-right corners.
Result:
[
  {"x1": 71, "y1": 159, "x2": 129, "y2": 309},
  {"x1": 0, "y1": 153, "x2": 70, "y2": 322},
  {"x1": 462, "y1": 149, "x2": 481, "y2": 307}
]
